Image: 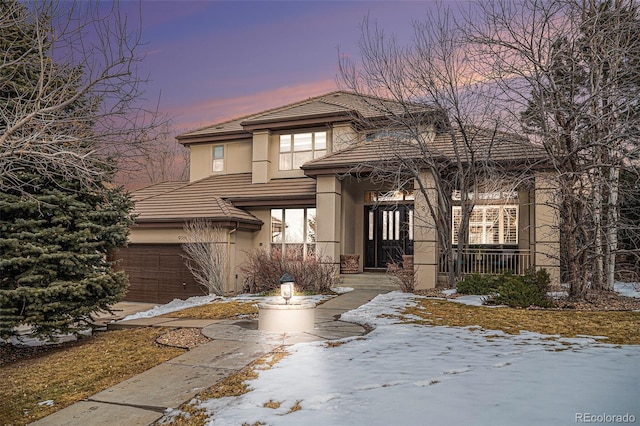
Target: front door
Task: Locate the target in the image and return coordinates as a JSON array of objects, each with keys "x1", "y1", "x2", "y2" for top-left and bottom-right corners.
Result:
[{"x1": 364, "y1": 204, "x2": 414, "y2": 268}]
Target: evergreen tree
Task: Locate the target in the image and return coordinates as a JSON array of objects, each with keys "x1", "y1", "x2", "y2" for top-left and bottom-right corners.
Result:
[
  {"x1": 0, "y1": 1, "x2": 135, "y2": 338},
  {"x1": 0, "y1": 176, "x2": 134, "y2": 338}
]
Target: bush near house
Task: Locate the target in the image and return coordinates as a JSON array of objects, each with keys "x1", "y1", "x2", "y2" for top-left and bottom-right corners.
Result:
[
  {"x1": 386, "y1": 259, "x2": 415, "y2": 293},
  {"x1": 456, "y1": 273, "x2": 497, "y2": 296},
  {"x1": 457, "y1": 269, "x2": 552, "y2": 308},
  {"x1": 241, "y1": 249, "x2": 337, "y2": 294}
]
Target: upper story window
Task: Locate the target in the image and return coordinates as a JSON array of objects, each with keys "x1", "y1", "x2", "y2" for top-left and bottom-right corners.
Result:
[
  {"x1": 279, "y1": 131, "x2": 327, "y2": 170},
  {"x1": 212, "y1": 145, "x2": 224, "y2": 172}
]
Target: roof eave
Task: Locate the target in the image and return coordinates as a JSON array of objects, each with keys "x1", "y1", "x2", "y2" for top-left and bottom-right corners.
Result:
[
  {"x1": 134, "y1": 218, "x2": 263, "y2": 231},
  {"x1": 229, "y1": 196, "x2": 317, "y2": 207},
  {"x1": 177, "y1": 131, "x2": 252, "y2": 146},
  {"x1": 240, "y1": 113, "x2": 354, "y2": 132}
]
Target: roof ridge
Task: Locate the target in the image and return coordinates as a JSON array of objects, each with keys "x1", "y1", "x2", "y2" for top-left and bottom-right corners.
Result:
[
  {"x1": 178, "y1": 91, "x2": 352, "y2": 138},
  {"x1": 239, "y1": 90, "x2": 352, "y2": 123}
]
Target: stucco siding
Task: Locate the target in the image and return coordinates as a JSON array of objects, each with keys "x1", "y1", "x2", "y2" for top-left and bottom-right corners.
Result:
[
  {"x1": 129, "y1": 227, "x2": 185, "y2": 244},
  {"x1": 190, "y1": 139, "x2": 252, "y2": 182}
]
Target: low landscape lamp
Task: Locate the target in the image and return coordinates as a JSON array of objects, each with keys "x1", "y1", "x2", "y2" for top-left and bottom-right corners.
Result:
[{"x1": 279, "y1": 273, "x2": 295, "y2": 304}]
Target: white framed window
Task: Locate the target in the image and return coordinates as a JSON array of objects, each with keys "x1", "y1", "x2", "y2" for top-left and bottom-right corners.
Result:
[
  {"x1": 279, "y1": 131, "x2": 327, "y2": 170},
  {"x1": 452, "y1": 205, "x2": 518, "y2": 245},
  {"x1": 271, "y1": 208, "x2": 316, "y2": 259},
  {"x1": 212, "y1": 145, "x2": 224, "y2": 172}
]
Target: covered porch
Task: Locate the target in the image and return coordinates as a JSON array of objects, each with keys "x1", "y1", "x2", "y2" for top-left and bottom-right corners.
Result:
[{"x1": 310, "y1": 171, "x2": 559, "y2": 290}]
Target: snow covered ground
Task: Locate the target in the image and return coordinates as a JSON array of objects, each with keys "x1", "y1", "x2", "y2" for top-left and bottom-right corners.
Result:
[
  {"x1": 170, "y1": 287, "x2": 640, "y2": 426},
  {"x1": 615, "y1": 281, "x2": 640, "y2": 299}
]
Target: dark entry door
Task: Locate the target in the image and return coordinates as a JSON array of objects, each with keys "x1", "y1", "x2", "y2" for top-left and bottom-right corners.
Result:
[{"x1": 364, "y1": 204, "x2": 414, "y2": 268}]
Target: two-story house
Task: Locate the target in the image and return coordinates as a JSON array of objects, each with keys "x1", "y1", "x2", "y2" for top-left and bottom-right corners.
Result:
[{"x1": 114, "y1": 91, "x2": 560, "y2": 303}]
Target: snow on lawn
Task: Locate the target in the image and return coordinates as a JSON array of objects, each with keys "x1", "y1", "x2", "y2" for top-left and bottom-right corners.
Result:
[
  {"x1": 190, "y1": 292, "x2": 639, "y2": 426},
  {"x1": 122, "y1": 294, "x2": 333, "y2": 321},
  {"x1": 615, "y1": 282, "x2": 640, "y2": 299},
  {"x1": 121, "y1": 295, "x2": 220, "y2": 320}
]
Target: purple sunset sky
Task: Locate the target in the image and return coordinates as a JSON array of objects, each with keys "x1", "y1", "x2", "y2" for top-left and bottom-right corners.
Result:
[{"x1": 123, "y1": 1, "x2": 468, "y2": 134}]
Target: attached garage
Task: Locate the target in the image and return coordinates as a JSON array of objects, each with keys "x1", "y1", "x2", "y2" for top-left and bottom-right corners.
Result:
[{"x1": 112, "y1": 244, "x2": 207, "y2": 304}]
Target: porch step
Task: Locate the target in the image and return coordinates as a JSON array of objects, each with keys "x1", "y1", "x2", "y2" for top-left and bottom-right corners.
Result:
[{"x1": 339, "y1": 272, "x2": 400, "y2": 291}]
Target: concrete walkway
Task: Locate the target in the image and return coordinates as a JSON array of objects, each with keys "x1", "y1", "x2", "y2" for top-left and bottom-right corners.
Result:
[{"x1": 32, "y1": 290, "x2": 384, "y2": 426}]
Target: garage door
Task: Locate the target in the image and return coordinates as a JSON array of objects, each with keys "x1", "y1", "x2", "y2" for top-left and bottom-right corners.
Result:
[{"x1": 112, "y1": 244, "x2": 207, "y2": 304}]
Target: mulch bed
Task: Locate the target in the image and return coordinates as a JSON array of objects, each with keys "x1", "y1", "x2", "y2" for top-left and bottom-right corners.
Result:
[
  {"x1": 155, "y1": 327, "x2": 211, "y2": 350},
  {"x1": 0, "y1": 342, "x2": 64, "y2": 367}
]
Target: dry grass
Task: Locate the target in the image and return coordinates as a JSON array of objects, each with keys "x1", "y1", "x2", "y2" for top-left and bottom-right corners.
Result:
[
  {"x1": 1, "y1": 300, "x2": 262, "y2": 426},
  {"x1": 263, "y1": 399, "x2": 282, "y2": 409},
  {"x1": 165, "y1": 350, "x2": 289, "y2": 426},
  {"x1": 402, "y1": 299, "x2": 640, "y2": 345},
  {"x1": 162, "y1": 300, "x2": 258, "y2": 319},
  {"x1": 0, "y1": 328, "x2": 185, "y2": 426},
  {"x1": 286, "y1": 400, "x2": 302, "y2": 414}
]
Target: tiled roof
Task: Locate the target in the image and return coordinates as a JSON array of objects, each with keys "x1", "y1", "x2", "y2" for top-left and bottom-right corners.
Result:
[
  {"x1": 134, "y1": 192, "x2": 262, "y2": 224},
  {"x1": 131, "y1": 173, "x2": 317, "y2": 224},
  {"x1": 176, "y1": 116, "x2": 249, "y2": 139},
  {"x1": 177, "y1": 91, "x2": 438, "y2": 140},
  {"x1": 130, "y1": 181, "x2": 190, "y2": 202},
  {"x1": 241, "y1": 100, "x2": 352, "y2": 125},
  {"x1": 302, "y1": 128, "x2": 546, "y2": 173}
]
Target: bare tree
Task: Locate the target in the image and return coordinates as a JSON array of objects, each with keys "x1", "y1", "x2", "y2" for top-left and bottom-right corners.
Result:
[
  {"x1": 140, "y1": 129, "x2": 189, "y2": 184},
  {"x1": 470, "y1": 0, "x2": 640, "y2": 297},
  {"x1": 115, "y1": 122, "x2": 190, "y2": 189},
  {"x1": 339, "y1": 8, "x2": 538, "y2": 286},
  {"x1": 181, "y1": 220, "x2": 228, "y2": 296},
  {"x1": 0, "y1": 0, "x2": 165, "y2": 193}
]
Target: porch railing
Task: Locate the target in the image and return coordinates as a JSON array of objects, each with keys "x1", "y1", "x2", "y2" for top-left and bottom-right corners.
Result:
[{"x1": 438, "y1": 248, "x2": 531, "y2": 276}]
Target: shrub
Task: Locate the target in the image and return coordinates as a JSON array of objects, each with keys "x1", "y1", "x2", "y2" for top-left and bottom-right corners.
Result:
[
  {"x1": 457, "y1": 273, "x2": 497, "y2": 295},
  {"x1": 457, "y1": 269, "x2": 552, "y2": 308},
  {"x1": 240, "y1": 249, "x2": 337, "y2": 294},
  {"x1": 386, "y1": 259, "x2": 415, "y2": 293},
  {"x1": 181, "y1": 220, "x2": 228, "y2": 296},
  {"x1": 490, "y1": 268, "x2": 552, "y2": 308}
]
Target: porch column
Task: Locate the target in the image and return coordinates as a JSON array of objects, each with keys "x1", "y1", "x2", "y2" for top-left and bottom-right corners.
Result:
[
  {"x1": 315, "y1": 175, "x2": 342, "y2": 272},
  {"x1": 533, "y1": 171, "x2": 561, "y2": 285},
  {"x1": 413, "y1": 170, "x2": 439, "y2": 289}
]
